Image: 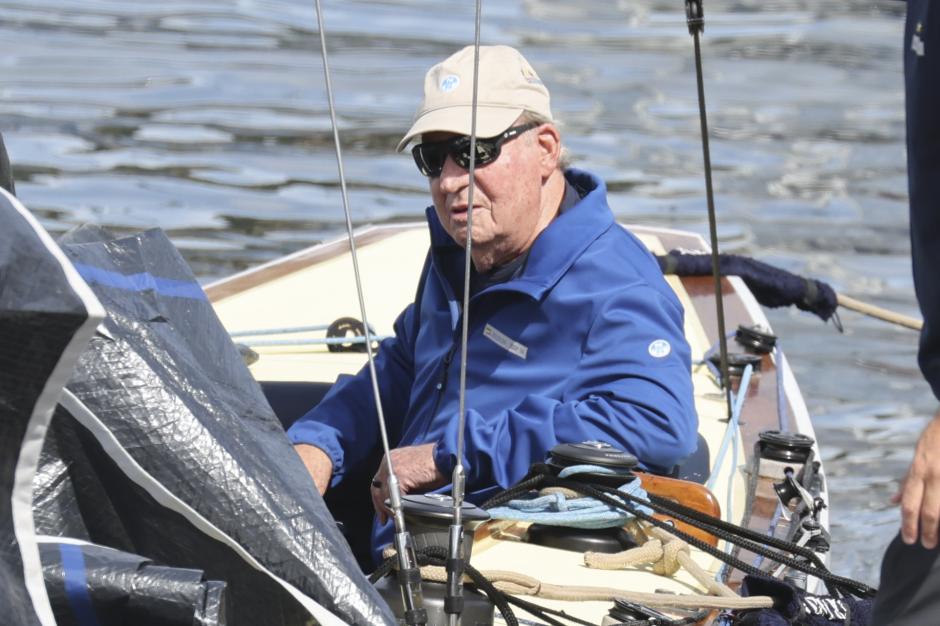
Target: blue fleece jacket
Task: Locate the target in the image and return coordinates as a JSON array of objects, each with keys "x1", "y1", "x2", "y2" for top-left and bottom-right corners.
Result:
[{"x1": 288, "y1": 169, "x2": 698, "y2": 552}]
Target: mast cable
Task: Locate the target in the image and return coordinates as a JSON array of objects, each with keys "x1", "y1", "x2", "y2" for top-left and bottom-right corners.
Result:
[
  {"x1": 685, "y1": 0, "x2": 733, "y2": 419},
  {"x1": 446, "y1": 2, "x2": 486, "y2": 623},
  {"x1": 312, "y1": 2, "x2": 426, "y2": 623}
]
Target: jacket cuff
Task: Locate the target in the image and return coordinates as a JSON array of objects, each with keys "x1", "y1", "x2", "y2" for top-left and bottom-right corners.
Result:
[
  {"x1": 432, "y1": 439, "x2": 456, "y2": 478},
  {"x1": 287, "y1": 420, "x2": 346, "y2": 486}
]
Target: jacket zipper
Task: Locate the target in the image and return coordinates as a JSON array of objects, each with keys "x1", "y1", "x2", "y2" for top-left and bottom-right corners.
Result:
[{"x1": 428, "y1": 341, "x2": 458, "y2": 422}]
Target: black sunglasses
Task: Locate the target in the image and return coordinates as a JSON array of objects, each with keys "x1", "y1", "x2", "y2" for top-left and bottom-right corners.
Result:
[{"x1": 411, "y1": 121, "x2": 540, "y2": 178}]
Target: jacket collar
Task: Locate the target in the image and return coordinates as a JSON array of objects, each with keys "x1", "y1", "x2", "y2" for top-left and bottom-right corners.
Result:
[{"x1": 426, "y1": 168, "x2": 613, "y2": 300}]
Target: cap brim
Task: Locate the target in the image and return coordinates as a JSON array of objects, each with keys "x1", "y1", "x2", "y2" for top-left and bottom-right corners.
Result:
[{"x1": 395, "y1": 106, "x2": 524, "y2": 152}]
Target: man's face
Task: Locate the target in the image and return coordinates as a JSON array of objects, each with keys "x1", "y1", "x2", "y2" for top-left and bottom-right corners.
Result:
[{"x1": 426, "y1": 123, "x2": 556, "y2": 270}]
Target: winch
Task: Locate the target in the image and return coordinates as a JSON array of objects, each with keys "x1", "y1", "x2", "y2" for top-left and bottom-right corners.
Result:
[
  {"x1": 373, "y1": 494, "x2": 494, "y2": 625},
  {"x1": 735, "y1": 324, "x2": 777, "y2": 355},
  {"x1": 523, "y1": 442, "x2": 640, "y2": 554}
]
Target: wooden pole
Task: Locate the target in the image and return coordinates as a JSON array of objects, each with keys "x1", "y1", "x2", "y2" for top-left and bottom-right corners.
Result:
[{"x1": 837, "y1": 293, "x2": 923, "y2": 331}]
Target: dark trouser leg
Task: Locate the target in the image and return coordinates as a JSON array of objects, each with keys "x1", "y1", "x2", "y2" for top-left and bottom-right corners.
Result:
[
  {"x1": 871, "y1": 533, "x2": 940, "y2": 625},
  {"x1": 323, "y1": 447, "x2": 383, "y2": 572}
]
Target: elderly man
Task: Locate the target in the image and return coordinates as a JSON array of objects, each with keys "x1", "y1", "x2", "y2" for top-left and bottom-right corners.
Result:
[{"x1": 288, "y1": 45, "x2": 697, "y2": 561}]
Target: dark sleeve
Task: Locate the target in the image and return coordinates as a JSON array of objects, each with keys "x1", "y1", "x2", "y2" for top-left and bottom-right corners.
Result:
[
  {"x1": 905, "y1": 0, "x2": 940, "y2": 399},
  {"x1": 286, "y1": 251, "x2": 433, "y2": 486},
  {"x1": 286, "y1": 303, "x2": 418, "y2": 486}
]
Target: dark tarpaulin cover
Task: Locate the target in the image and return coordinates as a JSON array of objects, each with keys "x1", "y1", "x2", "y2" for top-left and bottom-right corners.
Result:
[
  {"x1": 0, "y1": 190, "x2": 102, "y2": 625},
  {"x1": 39, "y1": 541, "x2": 226, "y2": 626},
  {"x1": 32, "y1": 225, "x2": 394, "y2": 625}
]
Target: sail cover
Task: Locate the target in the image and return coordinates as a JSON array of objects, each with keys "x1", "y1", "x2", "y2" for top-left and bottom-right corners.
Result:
[
  {"x1": 38, "y1": 539, "x2": 227, "y2": 626},
  {"x1": 30, "y1": 225, "x2": 394, "y2": 625},
  {"x1": 0, "y1": 189, "x2": 104, "y2": 625}
]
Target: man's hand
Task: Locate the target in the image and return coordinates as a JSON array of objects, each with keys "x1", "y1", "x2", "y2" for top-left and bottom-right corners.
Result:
[
  {"x1": 294, "y1": 444, "x2": 333, "y2": 496},
  {"x1": 894, "y1": 409, "x2": 940, "y2": 549},
  {"x1": 371, "y1": 443, "x2": 447, "y2": 524}
]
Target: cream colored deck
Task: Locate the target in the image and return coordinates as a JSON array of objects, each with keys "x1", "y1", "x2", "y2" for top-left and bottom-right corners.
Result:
[{"x1": 210, "y1": 224, "x2": 751, "y2": 623}]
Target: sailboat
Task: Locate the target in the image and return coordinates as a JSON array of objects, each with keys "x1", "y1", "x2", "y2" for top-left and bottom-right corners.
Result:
[{"x1": 0, "y1": 0, "x2": 884, "y2": 623}]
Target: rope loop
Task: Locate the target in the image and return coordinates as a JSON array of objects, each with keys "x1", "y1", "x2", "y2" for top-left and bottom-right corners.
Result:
[{"x1": 655, "y1": 536, "x2": 690, "y2": 576}]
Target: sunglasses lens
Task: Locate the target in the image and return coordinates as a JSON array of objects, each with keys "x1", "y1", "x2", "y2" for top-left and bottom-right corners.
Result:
[
  {"x1": 412, "y1": 143, "x2": 447, "y2": 177},
  {"x1": 412, "y1": 131, "x2": 511, "y2": 177},
  {"x1": 474, "y1": 141, "x2": 499, "y2": 164},
  {"x1": 452, "y1": 138, "x2": 499, "y2": 170}
]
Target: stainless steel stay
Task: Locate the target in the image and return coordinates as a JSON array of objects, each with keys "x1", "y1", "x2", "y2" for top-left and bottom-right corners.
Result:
[
  {"x1": 448, "y1": 0, "x2": 486, "y2": 623},
  {"x1": 312, "y1": 2, "x2": 426, "y2": 623},
  {"x1": 685, "y1": 0, "x2": 733, "y2": 420}
]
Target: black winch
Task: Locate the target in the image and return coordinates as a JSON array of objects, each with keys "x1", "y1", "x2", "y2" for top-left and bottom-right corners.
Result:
[
  {"x1": 374, "y1": 495, "x2": 494, "y2": 625},
  {"x1": 758, "y1": 430, "x2": 815, "y2": 464},
  {"x1": 527, "y1": 442, "x2": 640, "y2": 554},
  {"x1": 400, "y1": 494, "x2": 490, "y2": 558},
  {"x1": 547, "y1": 441, "x2": 638, "y2": 476},
  {"x1": 326, "y1": 316, "x2": 377, "y2": 353},
  {"x1": 708, "y1": 351, "x2": 762, "y2": 377},
  {"x1": 526, "y1": 524, "x2": 637, "y2": 555},
  {"x1": 735, "y1": 324, "x2": 777, "y2": 355}
]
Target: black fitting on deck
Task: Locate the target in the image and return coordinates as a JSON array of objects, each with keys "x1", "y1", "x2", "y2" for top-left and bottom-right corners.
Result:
[{"x1": 685, "y1": 0, "x2": 704, "y2": 35}]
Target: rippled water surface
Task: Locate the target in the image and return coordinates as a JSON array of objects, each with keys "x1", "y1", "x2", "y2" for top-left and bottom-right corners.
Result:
[{"x1": 1, "y1": 0, "x2": 927, "y2": 586}]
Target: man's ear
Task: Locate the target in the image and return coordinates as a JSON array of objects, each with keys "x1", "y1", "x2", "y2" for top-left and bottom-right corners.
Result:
[{"x1": 535, "y1": 124, "x2": 562, "y2": 177}]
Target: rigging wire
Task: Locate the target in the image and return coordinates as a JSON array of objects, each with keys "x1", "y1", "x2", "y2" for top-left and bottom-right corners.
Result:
[
  {"x1": 685, "y1": 0, "x2": 733, "y2": 420},
  {"x1": 312, "y1": 1, "x2": 426, "y2": 623},
  {"x1": 447, "y1": 2, "x2": 486, "y2": 623}
]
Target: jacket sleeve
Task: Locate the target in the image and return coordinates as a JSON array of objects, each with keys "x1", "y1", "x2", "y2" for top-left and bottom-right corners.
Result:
[
  {"x1": 906, "y1": 0, "x2": 940, "y2": 400},
  {"x1": 433, "y1": 284, "x2": 698, "y2": 489},
  {"x1": 287, "y1": 301, "x2": 419, "y2": 487}
]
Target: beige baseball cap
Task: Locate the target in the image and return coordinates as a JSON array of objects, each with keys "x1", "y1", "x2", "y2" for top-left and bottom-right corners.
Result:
[{"x1": 396, "y1": 45, "x2": 553, "y2": 152}]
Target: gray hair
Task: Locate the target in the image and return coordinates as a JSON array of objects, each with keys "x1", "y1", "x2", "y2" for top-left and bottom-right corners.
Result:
[{"x1": 518, "y1": 111, "x2": 572, "y2": 170}]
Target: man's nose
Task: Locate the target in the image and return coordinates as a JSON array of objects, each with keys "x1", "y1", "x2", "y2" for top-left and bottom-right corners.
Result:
[{"x1": 437, "y1": 155, "x2": 468, "y2": 194}]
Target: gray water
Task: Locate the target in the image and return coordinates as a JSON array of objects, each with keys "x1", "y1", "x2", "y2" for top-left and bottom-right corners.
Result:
[{"x1": 1, "y1": 0, "x2": 927, "y2": 587}]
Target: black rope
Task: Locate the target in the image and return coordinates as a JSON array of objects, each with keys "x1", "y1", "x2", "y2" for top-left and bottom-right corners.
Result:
[
  {"x1": 374, "y1": 541, "x2": 671, "y2": 626},
  {"x1": 502, "y1": 465, "x2": 825, "y2": 569},
  {"x1": 558, "y1": 475, "x2": 874, "y2": 598},
  {"x1": 643, "y1": 490, "x2": 827, "y2": 568},
  {"x1": 480, "y1": 469, "x2": 547, "y2": 509},
  {"x1": 370, "y1": 545, "x2": 519, "y2": 626},
  {"x1": 607, "y1": 610, "x2": 709, "y2": 626},
  {"x1": 502, "y1": 594, "x2": 590, "y2": 626},
  {"x1": 484, "y1": 466, "x2": 875, "y2": 598},
  {"x1": 458, "y1": 557, "x2": 518, "y2": 626},
  {"x1": 368, "y1": 556, "x2": 396, "y2": 584},
  {"x1": 549, "y1": 476, "x2": 832, "y2": 590}
]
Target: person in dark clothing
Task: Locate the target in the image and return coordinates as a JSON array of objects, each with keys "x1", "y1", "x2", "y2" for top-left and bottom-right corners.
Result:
[{"x1": 872, "y1": 2, "x2": 940, "y2": 623}]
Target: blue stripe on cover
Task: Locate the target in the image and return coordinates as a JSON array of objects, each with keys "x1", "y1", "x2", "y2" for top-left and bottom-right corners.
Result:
[
  {"x1": 73, "y1": 263, "x2": 207, "y2": 301},
  {"x1": 58, "y1": 543, "x2": 101, "y2": 626}
]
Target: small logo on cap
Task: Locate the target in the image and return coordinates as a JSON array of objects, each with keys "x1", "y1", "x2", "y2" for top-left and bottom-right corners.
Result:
[
  {"x1": 648, "y1": 339, "x2": 671, "y2": 358},
  {"x1": 520, "y1": 66, "x2": 543, "y2": 85},
  {"x1": 440, "y1": 74, "x2": 460, "y2": 92}
]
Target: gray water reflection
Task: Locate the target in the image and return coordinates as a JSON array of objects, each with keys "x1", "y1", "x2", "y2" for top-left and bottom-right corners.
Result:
[{"x1": 0, "y1": 0, "x2": 927, "y2": 586}]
